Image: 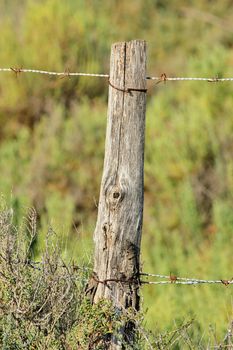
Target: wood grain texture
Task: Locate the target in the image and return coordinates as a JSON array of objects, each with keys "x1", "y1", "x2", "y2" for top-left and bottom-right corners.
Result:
[{"x1": 91, "y1": 41, "x2": 146, "y2": 342}]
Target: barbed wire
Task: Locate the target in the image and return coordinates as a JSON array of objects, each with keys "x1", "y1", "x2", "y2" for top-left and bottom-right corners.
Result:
[
  {"x1": 141, "y1": 280, "x2": 233, "y2": 285},
  {"x1": 1, "y1": 67, "x2": 233, "y2": 83},
  {"x1": 1, "y1": 256, "x2": 232, "y2": 286},
  {"x1": 140, "y1": 273, "x2": 233, "y2": 286},
  {"x1": 0, "y1": 67, "x2": 109, "y2": 78},
  {"x1": 147, "y1": 74, "x2": 233, "y2": 82}
]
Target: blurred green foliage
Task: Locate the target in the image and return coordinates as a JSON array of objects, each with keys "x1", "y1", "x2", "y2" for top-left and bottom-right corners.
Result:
[{"x1": 0, "y1": 0, "x2": 233, "y2": 345}]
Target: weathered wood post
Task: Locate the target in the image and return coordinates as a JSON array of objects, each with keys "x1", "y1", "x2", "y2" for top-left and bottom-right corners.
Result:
[{"x1": 88, "y1": 40, "x2": 147, "y2": 347}]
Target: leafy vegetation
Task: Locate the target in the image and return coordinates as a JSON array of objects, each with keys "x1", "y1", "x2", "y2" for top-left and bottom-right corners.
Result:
[
  {"x1": 0, "y1": 206, "x2": 141, "y2": 349},
  {"x1": 0, "y1": 0, "x2": 233, "y2": 347},
  {"x1": 0, "y1": 207, "x2": 232, "y2": 349}
]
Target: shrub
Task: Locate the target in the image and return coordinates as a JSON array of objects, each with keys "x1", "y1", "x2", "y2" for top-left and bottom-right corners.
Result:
[{"x1": 0, "y1": 206, "x2": 146, "y2": 349}]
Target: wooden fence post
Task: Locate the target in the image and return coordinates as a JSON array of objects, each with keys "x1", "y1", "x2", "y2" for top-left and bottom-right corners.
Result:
[{"x1": 88, "y1": 40, "x2": 147, "y2": 347}]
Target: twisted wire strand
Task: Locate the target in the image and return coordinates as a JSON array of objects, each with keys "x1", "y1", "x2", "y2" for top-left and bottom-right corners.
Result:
[
  {"x1": 140, "y1": 273, "x2": 233, "y2": 285},
  {"x1": 141, "y1": 280, "x2": 233, "y2": 285},
  {"x1": 0, "y1": 68, "x2": 109, "y2": 78},
  {"x1": 146, "y1": 76, "x2": 233, "y2": 81},
  {"x1": 1, "y1": 256, "x2": 232, "y2": 285},
  {"x1": 141, "y1": 272, "x2": 211, "y2": 281},
  {"x1": 1, "y1": 67, "x2": 233, "y2": 82}
]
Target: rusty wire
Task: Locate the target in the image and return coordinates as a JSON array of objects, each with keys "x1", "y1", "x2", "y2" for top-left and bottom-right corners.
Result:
[
  {"x1": 1, "y1": 67, "x2": 233, "y2": 83},
  {"x1": 2, "y1": 258, "x2": 232, "y2": 287},
  {"x1": 0, "y1": 67, "x2": 109, "y2": 78},
  {"x1": 140, "y1": 273, "x2": 233, "y2": 286}
]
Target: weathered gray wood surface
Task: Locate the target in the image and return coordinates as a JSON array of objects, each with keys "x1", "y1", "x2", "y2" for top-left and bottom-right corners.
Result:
[{"x1": 90, "y1": 40, "x2": 147, "y2": 347}]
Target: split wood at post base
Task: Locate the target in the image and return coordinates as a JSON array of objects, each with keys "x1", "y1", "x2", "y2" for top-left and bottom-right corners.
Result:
[{"x1": 86, "y1": 39, "x2": 147, "y2": 346}]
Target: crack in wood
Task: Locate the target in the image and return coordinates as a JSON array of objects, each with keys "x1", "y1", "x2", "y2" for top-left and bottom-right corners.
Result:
[{"x1": 91, "y1": 42, "x2": 147, "y2": 339}]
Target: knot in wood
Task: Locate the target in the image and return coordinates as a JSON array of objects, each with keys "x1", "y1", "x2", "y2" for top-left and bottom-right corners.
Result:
[{"x1": 107, "y1": 185, "x2": 124, "y2": 209}]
